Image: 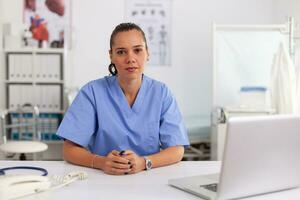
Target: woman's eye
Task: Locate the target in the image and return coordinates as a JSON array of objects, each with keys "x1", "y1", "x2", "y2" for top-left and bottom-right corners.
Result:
[
  {"x1": 134, "y1": 48, "x2": 143, "y2": 53},
  {"x1": 116, "y1": 50, "x2": 125, "y2": 55}
]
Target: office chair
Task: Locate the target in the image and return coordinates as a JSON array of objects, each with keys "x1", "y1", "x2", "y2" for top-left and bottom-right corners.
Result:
[{"x1": 0, "y1": 104, "x2": 48, "y2": 160}]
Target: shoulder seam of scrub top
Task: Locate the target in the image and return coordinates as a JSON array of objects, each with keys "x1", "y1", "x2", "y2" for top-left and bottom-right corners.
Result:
[
  {"x1": 86, "y1": 81, "x2": 99, "y2": 109},
  {"x1": 79, "y1": 82, "x2": 97, "y2": 110}
]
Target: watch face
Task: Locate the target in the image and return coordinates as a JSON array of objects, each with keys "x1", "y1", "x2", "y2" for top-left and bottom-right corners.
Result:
[{"x1": 146, "y1": 159, "x2": 152, "y2": 170}]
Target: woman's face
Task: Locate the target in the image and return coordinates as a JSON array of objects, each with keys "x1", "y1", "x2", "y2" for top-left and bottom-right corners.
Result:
[{"x1": 110, "y1": 29, "x2": 149, "y2": 81}]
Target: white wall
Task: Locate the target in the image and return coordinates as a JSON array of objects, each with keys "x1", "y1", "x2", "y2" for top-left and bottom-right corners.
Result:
[
  {"x1": 67, "y1": 0, "x2": 126, "y2": 88},
  {"x1": 273, "y1": 0, "x2": 300, "y2": 25},
  {"x1": 172, "y1": 0, "x2": 276, "y2": 116},
  {"x1": 1, "y1": 0, "x2": 296, "y2": 117},
  {"x1": 69, "y1": 0, "x2": 276, "y2": 117}
]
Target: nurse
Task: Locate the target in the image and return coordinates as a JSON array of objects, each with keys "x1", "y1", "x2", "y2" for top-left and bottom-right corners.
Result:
[{"x1": 56, "y1": 23, "x2": 189, "y2": 175}]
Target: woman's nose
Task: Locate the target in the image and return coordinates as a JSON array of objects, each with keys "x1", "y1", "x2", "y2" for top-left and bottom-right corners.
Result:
[{"x1": 126, "y1": 51, "x2": 136, "y2": 63}]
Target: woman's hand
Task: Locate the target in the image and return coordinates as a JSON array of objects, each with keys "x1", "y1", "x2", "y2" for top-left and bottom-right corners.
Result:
[
  {"x1": 121, "y1": 150, "x2": 146, "y2": 174},
  {"x1": 101, "y1": 150, "x2": 132, "y2": 175}
]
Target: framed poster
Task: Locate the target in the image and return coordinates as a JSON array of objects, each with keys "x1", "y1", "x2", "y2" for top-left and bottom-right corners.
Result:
[
  {"x1": 125, "y1": 0, "x2": 171, "y2": 66},
  {"x1": 23, "y1": 0, "x2": 71, "y2": 48}
]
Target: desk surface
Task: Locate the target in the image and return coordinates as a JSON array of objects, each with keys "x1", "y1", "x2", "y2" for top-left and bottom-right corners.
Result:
[{"x1": 1, "y1": 161, "x2": 300, "y2": 200}]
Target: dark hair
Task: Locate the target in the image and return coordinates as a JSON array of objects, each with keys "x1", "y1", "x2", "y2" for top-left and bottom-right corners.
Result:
[{"x1": 108, "y1": 22, "x2": 148, "y2": 76}]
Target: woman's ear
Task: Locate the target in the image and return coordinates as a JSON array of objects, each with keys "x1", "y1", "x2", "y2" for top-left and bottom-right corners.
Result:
[
  {"x1": 109, "y1": 49, "x2": 112, "y2": 60},
  {"x1": 146, "y1": 51, "x2": 149, "y2": 61}
]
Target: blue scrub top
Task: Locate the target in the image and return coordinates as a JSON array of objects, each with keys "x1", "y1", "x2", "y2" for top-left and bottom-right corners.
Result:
[{"x1": 57, "y1": 75, "x2": 189, "y2": 156}]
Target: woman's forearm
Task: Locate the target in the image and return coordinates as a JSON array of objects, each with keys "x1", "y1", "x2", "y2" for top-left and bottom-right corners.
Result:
[
  {"x1": 63, "y1": 140, "x2": 105, "y2": 169},
  {"x1": 148, "y1": 146, "x2": 184, "y2": 169}
]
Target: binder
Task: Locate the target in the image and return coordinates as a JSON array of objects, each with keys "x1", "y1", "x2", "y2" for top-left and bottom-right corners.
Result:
[
  {"x1": 8, "y1": 54, "x2": 16, "y2": 81},
  {"x1": 23, "y1": 54, "x2": 33, "y2": 82},
  {"x1": 22, "y1": 85, "x2": 31, "y2": 106},
  {"x1": 37, "y1": 54, "x2": 61, "y2": 82},
  {"x1": 50, "y1": 54, "x2": 61, "y2": 81},
  {"x1": 40, "y1": 85, "x2": 47, "y2": 111},
  {"x1": 8, "y1": 85, "x2": 18, "y2": 109},
  {"x1": 35, "y1": 54, "x2": 42, "y2": 81},
  {"x1": 20, "y1": 55, "x2": 26, "y2": 81},
  {"x1": 14, "y1": 55, "x2": 21, "y2": 81},
  {"x1": 40, "y1": 55, "x2": 48, "y2": 81},
  {"x1": 51, "y1": 85, "x2": 61, "y2": 111}
]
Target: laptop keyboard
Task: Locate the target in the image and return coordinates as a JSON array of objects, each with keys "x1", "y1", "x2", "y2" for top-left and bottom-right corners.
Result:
[{"x1": 200, "y1": 183, "x2": 218, "y2": 192}]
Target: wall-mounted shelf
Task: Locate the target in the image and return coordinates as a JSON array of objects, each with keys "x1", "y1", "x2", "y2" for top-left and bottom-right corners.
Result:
[
  {"x1": 4, "y1": 48, "x2": 65, "y2": 53},
  {"x1": 3, "y1": 49, "x2": 66, "y2": 160}
]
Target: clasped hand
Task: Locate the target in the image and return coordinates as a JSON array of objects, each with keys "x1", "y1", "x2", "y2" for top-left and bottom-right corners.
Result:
[{"x1": 102, "y1": 150, "x2": 145, "y2": 175}]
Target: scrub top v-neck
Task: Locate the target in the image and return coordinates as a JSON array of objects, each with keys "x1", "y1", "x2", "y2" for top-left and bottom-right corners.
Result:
[
  {"x1": 57, "y1": 75, "x2": 189, "y2": 156},
  {"x1": 109, "y1": 75, "x2": 146, "y2": 117}
]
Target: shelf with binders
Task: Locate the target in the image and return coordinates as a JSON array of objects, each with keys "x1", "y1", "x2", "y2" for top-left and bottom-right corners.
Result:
[
  {"x1": 6, "y1": 83, "x2": 64, "y2": 113},
  {"x1": 6, "y1": 52, "x2": 64, "y2": 84},
  {"x1": 4, "y1": 48, "x2": 65, "y2": 53},
  {"x1": 4, "y1": 49, "x2": 66, "y2": 147},
  {"x1": 5, "y1": 80, "x2": 64, "y2": 84}
]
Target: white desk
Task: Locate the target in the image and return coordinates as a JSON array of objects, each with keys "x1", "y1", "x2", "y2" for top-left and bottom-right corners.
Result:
[{"x1": 1, "y1": 161, "x2": 300, "y2": 200}]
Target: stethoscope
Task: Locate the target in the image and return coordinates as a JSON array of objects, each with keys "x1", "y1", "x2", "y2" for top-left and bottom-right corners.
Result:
[{"x1": 0, "y1": 166, "x2": 48, "y2": 176}]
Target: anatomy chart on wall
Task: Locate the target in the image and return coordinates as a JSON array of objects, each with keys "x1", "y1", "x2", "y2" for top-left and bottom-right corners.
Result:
[
  {"x1": 23, "y1": 0, "x2": 70, "y2": 48},
  {"x1": 125, "y1": 0, "x2": 171, "y2": 66}
]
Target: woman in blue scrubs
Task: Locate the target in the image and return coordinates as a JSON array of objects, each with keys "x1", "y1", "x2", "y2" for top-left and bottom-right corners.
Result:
[{"x1": 57, "y1": 23, "x2": 189, "y2": 175}]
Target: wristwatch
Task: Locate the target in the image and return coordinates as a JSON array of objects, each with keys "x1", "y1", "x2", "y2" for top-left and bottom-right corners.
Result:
[{"x1": 144, "y1": 157, "x2": 152, "y2": 170}]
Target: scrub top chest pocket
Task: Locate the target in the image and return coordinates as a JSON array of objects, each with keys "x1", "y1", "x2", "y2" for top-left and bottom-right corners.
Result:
[{"x1": 144, "y1": 121, "x2": 160, "y2": 152}]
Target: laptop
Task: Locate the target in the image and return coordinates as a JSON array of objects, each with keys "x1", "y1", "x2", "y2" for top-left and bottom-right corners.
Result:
[{"x1": 169, "y1": 115, "x2": 300, "y2": 200}]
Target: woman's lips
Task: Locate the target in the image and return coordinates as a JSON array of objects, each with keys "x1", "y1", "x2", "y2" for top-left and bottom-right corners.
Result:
[{"x1": 125, "y1": 67, "x2": 138, "y2": 72}]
